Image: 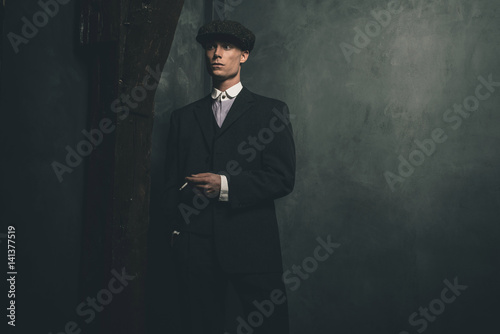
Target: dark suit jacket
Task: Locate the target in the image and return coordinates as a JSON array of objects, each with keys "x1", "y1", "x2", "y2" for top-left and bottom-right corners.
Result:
[{"x1": 163, "y1": 86, "x2": 295, "y2": 273}]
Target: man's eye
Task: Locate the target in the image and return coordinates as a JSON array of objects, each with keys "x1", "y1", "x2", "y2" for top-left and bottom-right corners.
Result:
[
  {"x1": 223, "y1": 44, "x2": 232, "y2": 49},
  {"x1": 206, "y1": 44, "x2": 215, "y2": 50}
]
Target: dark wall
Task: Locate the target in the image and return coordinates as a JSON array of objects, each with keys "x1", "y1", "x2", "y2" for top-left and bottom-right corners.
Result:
[
  {"x1": 152, "y1": 0, "x2": 500, "y2": 333},
  {"x1": 1, "y1": 1, "x2": 87, "y2": 333},
  {"x1": 1, "y1": 0, "x2": 499, "y2": 333}
]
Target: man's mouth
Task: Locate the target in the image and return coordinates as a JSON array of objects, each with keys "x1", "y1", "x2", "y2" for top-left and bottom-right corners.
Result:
[{"x1": 212, "y1": 63, "x2": 224, "y2": 67}]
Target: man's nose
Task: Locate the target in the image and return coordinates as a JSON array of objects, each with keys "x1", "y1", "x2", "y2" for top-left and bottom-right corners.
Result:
[{"x1": 213, "y1": 46, "x2": 221, "y2": 58}]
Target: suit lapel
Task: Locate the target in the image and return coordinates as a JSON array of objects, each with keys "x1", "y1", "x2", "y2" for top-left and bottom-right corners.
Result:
[
  {"x1": 216, "y1": 86, "x2": 255, "y2": 138},
  {"x1": 193, "y1": 87, "x2": 256, "y2": 154},
  {"x1": 193, "y1": 94, "x2": 214, "y2": 154}
]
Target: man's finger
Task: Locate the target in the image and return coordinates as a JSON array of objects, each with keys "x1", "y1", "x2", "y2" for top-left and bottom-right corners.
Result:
[
  {"x1": 190, "y1": 173, "x2": 212, "y2": 178},
  {"x1": 185, "y1": 176, "x2": 208, "y2": 184}
]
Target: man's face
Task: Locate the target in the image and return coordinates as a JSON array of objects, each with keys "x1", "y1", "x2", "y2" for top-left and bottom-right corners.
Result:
[{"x1": 204, "y1": 40, "x2": 249, "y2": 81}]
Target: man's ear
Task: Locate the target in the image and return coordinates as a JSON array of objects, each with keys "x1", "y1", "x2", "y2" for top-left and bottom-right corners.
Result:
[{"x1": 240, "y1": 50, "x2": 250, "y2": 65}]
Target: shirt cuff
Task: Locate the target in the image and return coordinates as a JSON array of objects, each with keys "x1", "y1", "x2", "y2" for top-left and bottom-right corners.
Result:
[{"x1": 219, "y1": 174, "x2": 229, "y2": 201}]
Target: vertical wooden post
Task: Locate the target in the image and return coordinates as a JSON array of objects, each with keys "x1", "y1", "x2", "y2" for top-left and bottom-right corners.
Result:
[{"x1": 79, "y1": 1, "x2": 184, "y2": 333}]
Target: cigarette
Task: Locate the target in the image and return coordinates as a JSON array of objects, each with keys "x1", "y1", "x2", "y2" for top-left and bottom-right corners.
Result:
[{"x1": 179, "y1": 182, "x2": 188, "y2": 191}]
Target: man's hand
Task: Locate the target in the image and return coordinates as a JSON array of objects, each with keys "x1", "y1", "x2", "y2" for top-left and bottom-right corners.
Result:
[{"x1": 185, "y1": 173, "x2": 221, "y2": 198}]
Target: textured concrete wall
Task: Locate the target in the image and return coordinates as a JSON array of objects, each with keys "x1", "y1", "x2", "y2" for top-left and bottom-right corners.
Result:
[
  {"x1": 152, "y1": 0, "x2": 500, "y2": 333},
  {"x1": 224, "y1": 0, "x2": 500, "y2": 333}
]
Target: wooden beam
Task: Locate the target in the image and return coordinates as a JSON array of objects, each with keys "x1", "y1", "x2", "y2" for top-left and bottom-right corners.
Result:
[{"x1": 79, "y1": 1, "x2": 184, "y2": 333}]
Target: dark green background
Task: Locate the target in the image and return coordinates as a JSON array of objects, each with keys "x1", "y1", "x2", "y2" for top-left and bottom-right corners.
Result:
[
  {"x1": 153, "y1": 0, "x2": 500, "y2": 333},
  {"x1": 2, "y1": 0, "x2": 499, "y2": 333}
]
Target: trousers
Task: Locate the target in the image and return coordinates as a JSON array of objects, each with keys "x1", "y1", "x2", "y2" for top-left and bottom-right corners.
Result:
[{"x1": 172, "y1": 231, "x2": 290, "y2": 334}]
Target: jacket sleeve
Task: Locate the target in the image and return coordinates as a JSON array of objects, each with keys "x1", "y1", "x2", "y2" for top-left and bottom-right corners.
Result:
[
  {"x1": 162, "y1": 110, "x2": 182, "y2": 233},
  {"x1": 227, "y1": 103, "x2": 296, "y2": 209}
]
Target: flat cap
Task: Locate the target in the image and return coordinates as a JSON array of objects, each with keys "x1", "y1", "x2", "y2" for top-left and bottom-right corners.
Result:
[{"x1": 196, "y1": 20, "x2": 255, "y2": 52}]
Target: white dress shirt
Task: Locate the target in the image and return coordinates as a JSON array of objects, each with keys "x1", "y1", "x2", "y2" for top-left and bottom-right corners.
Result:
[{"x1": 211, "y1": 81, "x2": 243, "y2": 201}]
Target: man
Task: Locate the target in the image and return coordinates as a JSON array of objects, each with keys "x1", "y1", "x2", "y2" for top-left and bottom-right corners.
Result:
[{"x1": 163, "y1": 20, "x2": 295, "y2": 334}]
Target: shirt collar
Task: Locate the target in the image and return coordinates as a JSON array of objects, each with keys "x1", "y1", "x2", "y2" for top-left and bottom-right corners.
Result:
[{"x1": 211, "y1": 81, "x2": 243, "y2": 100}]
